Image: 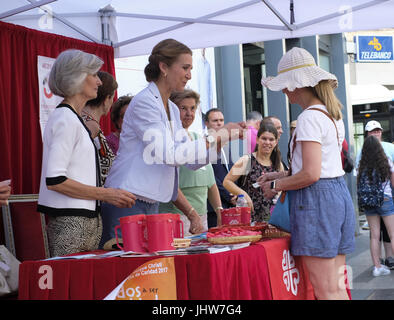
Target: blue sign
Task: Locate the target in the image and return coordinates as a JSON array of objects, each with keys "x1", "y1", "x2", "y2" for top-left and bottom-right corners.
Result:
[{"x1": 356, "y1": 35, "x2": 393, "y2": 62}]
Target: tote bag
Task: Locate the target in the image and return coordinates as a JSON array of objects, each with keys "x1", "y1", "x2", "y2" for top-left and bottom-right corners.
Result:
[{"x1": 269, "y1": 191, "x2": 291, "y2": 233}]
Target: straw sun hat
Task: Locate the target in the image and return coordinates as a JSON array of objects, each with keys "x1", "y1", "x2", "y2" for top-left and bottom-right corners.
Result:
[{"x1": 261, "y1": 47, "x2": 338, "y2": 92}]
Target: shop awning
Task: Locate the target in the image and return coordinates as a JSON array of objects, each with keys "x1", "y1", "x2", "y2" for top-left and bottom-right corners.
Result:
[{"x1": 350, "y1": 84, "x2": 392, "y2": 105}]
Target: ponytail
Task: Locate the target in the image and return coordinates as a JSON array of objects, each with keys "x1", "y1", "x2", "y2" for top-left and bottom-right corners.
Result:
[{"x1": 313, "y1": 80, "x2": 343, "y2": 120}]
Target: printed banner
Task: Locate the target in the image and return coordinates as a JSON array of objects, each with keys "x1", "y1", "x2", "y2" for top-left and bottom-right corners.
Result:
[
  {"x1": 356, "y1": 35, "x2": 393, "y2": 62},
  {"x1": 37, "y1": 55, "x2": 63, "y2": 139},
  {"x1": 105, "y1": 257, "x2": 177, "y2": 300}
]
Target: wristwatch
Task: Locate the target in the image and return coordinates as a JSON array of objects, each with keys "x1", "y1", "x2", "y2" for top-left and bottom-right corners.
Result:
[
  {"x1": 270, "y1": 180, "x2": 276, "y2": 191},
  {"x1": 205, "y1": 134, "x2": 216, "y2": 147}
]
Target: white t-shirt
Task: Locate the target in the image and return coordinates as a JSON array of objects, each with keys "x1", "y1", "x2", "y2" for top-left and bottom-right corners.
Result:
[
  {"x1": 382, "y1": 159, "x2": 394, "y2": 196},
  {"x1": 290, "y1": 105, "x2": 345, "y2": 178}
]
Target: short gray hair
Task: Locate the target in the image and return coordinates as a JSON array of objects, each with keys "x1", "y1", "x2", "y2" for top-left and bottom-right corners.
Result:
[
  {"x1": 49, "y1": 49, "x2": 104, "y2": 97},
  {"x1": 246, "y1": 111, "x2": 263, "y2": 121}
]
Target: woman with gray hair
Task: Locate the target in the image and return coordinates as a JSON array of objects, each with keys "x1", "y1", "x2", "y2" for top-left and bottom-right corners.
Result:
[{"x1": 37, "y1": 49, "x2": 136, "y2": 257}]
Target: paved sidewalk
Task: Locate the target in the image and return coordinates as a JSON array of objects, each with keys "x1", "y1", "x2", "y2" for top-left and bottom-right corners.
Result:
[{"x1": 347, "y1": 217, "x2": 394, "y2": 300}]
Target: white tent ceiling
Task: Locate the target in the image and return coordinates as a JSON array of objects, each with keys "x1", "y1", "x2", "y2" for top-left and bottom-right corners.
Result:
[{"x1": 1, "y1": 0, "x2": 394, "y2": 58}]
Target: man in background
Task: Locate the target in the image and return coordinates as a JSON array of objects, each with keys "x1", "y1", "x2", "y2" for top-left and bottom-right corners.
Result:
[
  {"x1": 205, "y1": 108, "x2": 237, "y2": 227},
  {"x1": 245, "y1": 111, "x2": 263, "y2": 153}
]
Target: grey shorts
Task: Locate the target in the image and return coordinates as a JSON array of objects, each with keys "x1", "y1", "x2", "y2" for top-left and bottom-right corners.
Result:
[{"x1": 289, "y1": 177, "x2": 355, "y2": 258}]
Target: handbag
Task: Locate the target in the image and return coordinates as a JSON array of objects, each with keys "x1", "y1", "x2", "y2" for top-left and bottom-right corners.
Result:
[
  {"x1": 0, "y1": 245, "x2": 20, "y2": 296},
  {"x1": 342, "y1": 149, "x2": 354, "y2": 173},
  {"x1": 269, "y1": 191, "x2": 291, "y2": 232}
]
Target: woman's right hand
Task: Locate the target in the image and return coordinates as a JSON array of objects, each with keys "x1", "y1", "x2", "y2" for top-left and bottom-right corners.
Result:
[
  {"x1": 189, "y1": 213, "x2": 205, "y2": 234},
  {"x1": 257, "y1": 171, "x2": 278, "y2": 185},
  {"x1": 104, "y1": 188, "x2": 136, "y2": 208}
]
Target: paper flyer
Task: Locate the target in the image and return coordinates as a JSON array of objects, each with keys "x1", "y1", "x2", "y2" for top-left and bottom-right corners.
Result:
[{"x1": 105, "y1": 257, "x2": 177, "y2": 300}]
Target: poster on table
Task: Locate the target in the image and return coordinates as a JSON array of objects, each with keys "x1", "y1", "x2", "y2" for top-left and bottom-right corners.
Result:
[
  {"x1": 37, "y1": 55, "x2": 63, "y2": 139},
  {"x1": 104, "y1": 257, "x2": 177, "y2": 300}
]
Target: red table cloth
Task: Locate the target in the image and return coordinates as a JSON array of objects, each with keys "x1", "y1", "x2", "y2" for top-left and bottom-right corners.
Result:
[
  {"x1": 18, "y1": 244, "x2": 274, "y2": 300},
  {"x1": 257, "y1": 237, "x2": 315, "y2": 300}
]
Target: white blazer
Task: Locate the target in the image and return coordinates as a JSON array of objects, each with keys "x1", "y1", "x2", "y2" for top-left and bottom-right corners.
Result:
[
  {"x1": 37, "y1": 105, "x2": 100, "y2": 217},
  {"x1": 105, "y1": 82, "x2": 218, "y2": 203}
]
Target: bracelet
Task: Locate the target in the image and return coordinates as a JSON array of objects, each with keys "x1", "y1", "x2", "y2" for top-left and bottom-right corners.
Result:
[
  {"x1": 215, "y1": 206, "x2": 223, "y2": 212},
  {"x1": 188, "y1": 207, "x2": 195, "y2": 215}
]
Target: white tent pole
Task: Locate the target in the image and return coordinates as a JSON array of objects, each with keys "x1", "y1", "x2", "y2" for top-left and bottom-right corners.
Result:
[
  {"x1": 116, "y1": 12, "x2": 285, "y2": 31},
  {"x1": 114, "y1": 0, "x2": 264, "y2": 48},
  {"x1": 4, "y1": 12, "x2": 98, "y2": 20},
  {"x1": 296, "y1": 0, "x2": 390, "y2": 29},
  {"x1": 114, "y1": 23, "x2": 191, "y2": 48},
  {"x1": 0, "y1": 0, "x2": 56, "y2": 19},
  {"x1": 261, "y1": 0, "x2": 295, "y2": 31},
  {"x1": 26, "y1": 0, "x2": 102, "y2": 43}
]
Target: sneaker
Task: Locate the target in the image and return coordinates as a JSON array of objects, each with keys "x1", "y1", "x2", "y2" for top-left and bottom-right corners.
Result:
[
  {"x1": 372, "y1": 265, "x2": 391, "y2": 277},
  {"x1": 385, "y1": 257, "x2": 394, "y2": 270},
  {"x1": 362, "y1": 222, "x2": 370, "y2": 230}
]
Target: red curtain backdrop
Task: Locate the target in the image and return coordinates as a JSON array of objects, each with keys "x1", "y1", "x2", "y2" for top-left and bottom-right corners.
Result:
[{"x1": 0, "y1": 21, "x2": 115, "y2": 260}]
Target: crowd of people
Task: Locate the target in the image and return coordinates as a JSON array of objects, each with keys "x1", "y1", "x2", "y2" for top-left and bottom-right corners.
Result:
[{"x1": 14, "y1": 37, "x2": 388, "y2": 300}]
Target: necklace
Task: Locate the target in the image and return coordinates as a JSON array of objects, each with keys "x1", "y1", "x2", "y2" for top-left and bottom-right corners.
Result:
[{"x1": 82, "y1": 109, "x2": 100, "y2": 126}]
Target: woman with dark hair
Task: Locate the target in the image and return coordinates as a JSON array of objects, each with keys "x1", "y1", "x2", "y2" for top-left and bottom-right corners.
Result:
[
  {"x1": 82, "y1": 71, "x2": 118, "y2": 185},
  {"x1": 357, "y1": 135, "x2": 394, "y2": 277},
  {"x1": 106, "y1": 95, "x2": 132, "y2": 155},
  {"x1": 101, "y1": 39, "x2": 245, "y2": 247},
  {"x1": 223, "y1": 122, "x2": 284, "y2": 222}
]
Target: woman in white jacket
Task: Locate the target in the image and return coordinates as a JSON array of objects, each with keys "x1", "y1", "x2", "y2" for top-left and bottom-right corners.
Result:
[
  {"x1": 102, "y1": 39, "x2": 245, "y2": 247},
  {"x1": 37, "y1": 49, "x2": 136, "y2": 257}
]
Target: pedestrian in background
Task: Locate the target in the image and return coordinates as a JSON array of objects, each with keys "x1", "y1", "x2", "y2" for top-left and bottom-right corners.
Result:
[
  {"x1": 356, "y1": 120, "x2": 394, "y2": 269},
  {"x1": 245, "y1": 111, "x2": 263, "y2": 154},
  {"x1": 205, "y1": 108, "x2": 237, "y2": 228},
  {"x1": 357, "y1": 135, "x2": 394, "y2": 277}
]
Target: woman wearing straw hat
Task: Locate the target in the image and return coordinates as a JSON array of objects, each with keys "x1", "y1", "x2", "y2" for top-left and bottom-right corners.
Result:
[{"x1": 259, "y1": 47, "x2": 355, "y2": 300}]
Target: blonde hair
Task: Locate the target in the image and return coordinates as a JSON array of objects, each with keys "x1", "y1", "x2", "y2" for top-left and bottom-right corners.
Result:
[{"x1": 313, "y1": 80, "x2": 343, "y2": 120}]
